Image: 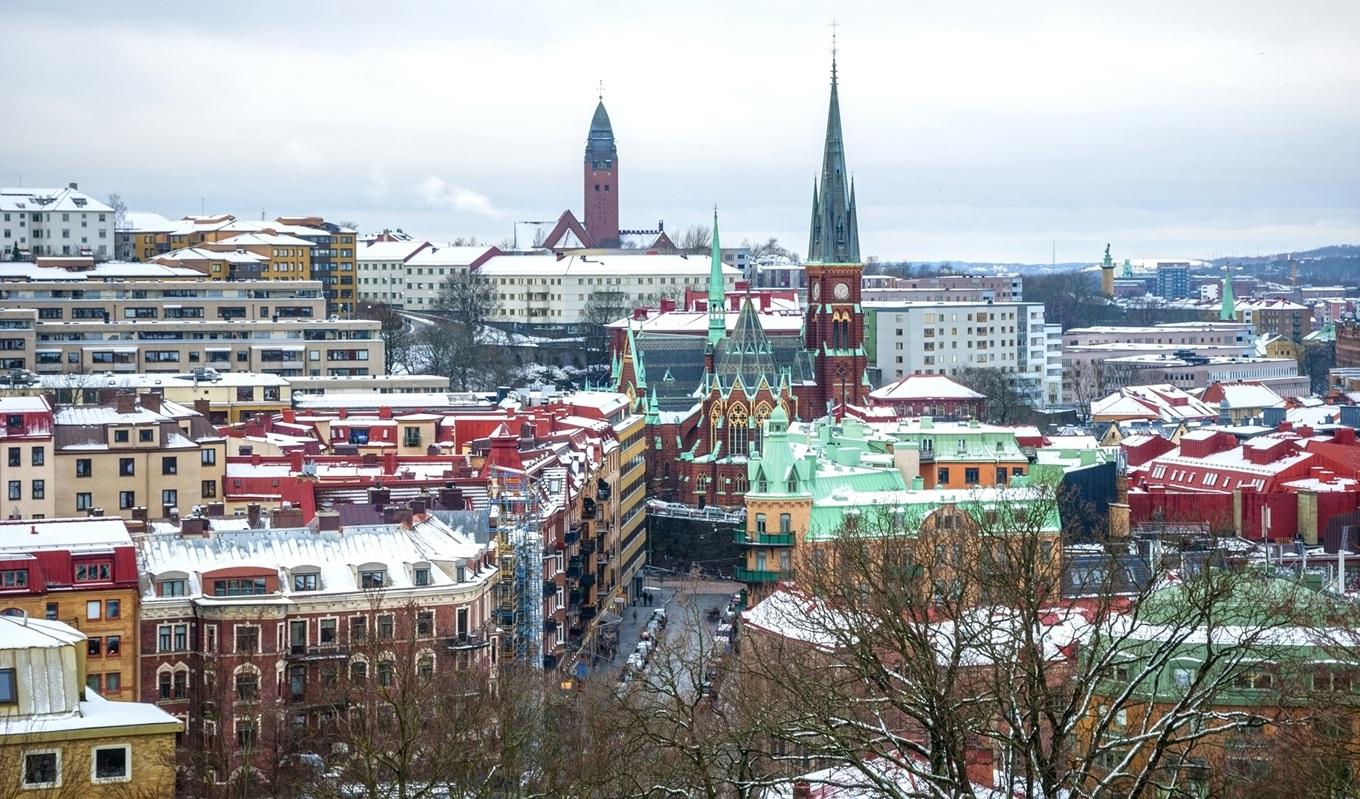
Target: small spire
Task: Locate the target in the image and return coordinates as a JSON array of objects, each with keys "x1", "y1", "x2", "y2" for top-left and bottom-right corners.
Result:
[
  {"x1": 708, "y1": 206, "x2": 725, "y2": 347},
  {"x1": 597, "y1": 79, "x2": 605, "y2": 101},
  {"x1": 830, "y1": 19, "x2": 839, "y2": 82}
]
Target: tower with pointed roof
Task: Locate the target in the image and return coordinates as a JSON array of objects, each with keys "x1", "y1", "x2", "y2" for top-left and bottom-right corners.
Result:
[
  {"x1": 708, "y1": 208, "x2": 726, "y2": 347},
  {"x1": 584, "y1": 97, "x2": 620, "y2": 247},
  {"x1": 803, "y1": 47, "x2": 869, "y2": 416},
  {"x1": 1219, "y1": 266, "x2": 1236, "y2": 322}
]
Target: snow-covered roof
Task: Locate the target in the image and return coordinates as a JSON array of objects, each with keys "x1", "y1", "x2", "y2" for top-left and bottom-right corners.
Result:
[
  {"x1": 158, "y1": 246, "x2": 268, "y2": 263},
  {"x1": 54, "y1": 399, "x2": 199, "y2": 427},
  {"x1": 359, "y1": 240, "x2": 430, "y2": 262},
  {"x1": 1, "y1": 686, "x2": 181, "y2": 737},
  {"x1": 0, "y1": 186, "x2": 113, "y2": 214},
  {"x1": 215, "y1": 232, "x2": 316, "y2": 248},
  {"x1": 0, "y1": 615, "x2": 87, "y2": 649},
  {"x1": 0, "y1": 396, "x2": 51, "y2": 413},
  {"x1": 605, "y1": 309, "x2": 803, "y2": 335},
  {"x1": 869, "y1": 373, "x2": 983, "y2": 402},
  {"x1": 0, "y1": 261, "x2": 204, "y2": 281},
  {"x1": 741, "y1": 586, "x2": 859, "y2": 652},
  {"x1": 120, "y1": 211, "x2": 177, "y2": 232},
  {"x1": 1198, "y1": 382, "x2": 1283, "y2": 409},
  {"x1": 0, "y1": 517, "x2": 133, "y2": 553},
  {"x1": 138, "y1": 515, "x2": 491, "y2": 600},
  {"x1": 405, "y1": 244, "x2": 494, "y2": 268}
]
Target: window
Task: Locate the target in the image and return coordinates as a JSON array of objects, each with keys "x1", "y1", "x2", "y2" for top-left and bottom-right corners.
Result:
[
  {"x1": 161, "y1": 489, "x2": 178, "y2": 509},
  {"x1": 236, "y1": 720, "x2": 257, "y2": 747},
  {"x1": 7, "y1": 481, "x2": 18, "y2": 501},
  {"x1": 104, "y1": 671, "x2": 121, "y2": 693},
  {"x1": 114, "y1": 429, "x2": 129, "y2": 443},
  {"x1": 138, "y1": 429, "x2": 154, "y2": 442},
  {"x1": 44, "y1": 602, "x2": 57, "y2": 620},
  {"x1": 76, "y1": 492, "x2": 92, "y2": 511},
  {"x1": 31, "y1": 447, "x2": 44, "y2": 466},
  {"x1": 87, "y1": 599, "x2": 102, "y2": 619},
  {"x1": 119, "y1": 457, "x2": 135, "y2": 476},
  {"x1": 92, "y1": 745, "x2": 130, "y2": 783},
  {"x1": 106, "y1": 635, "x2": 120, "y2": 655},
  {"x1": 779, "y1": 513, "x2": 792, "y2": 534},
  {"x1": 0, "y1": 668, "x2": 16, "y2": 704},
  {"x1": 201, "y1": 479, "x2": 217, "y2": 498},
  {"x1": 1173, "y1": 668, "x2": 1193, "y2": 689},
  {"x1": 201, "y1": 449, "x2": 217, "y2": 466},
  {"x1": 319, "y1": 618, "x2": 337, "y2": 644},
  {"x1": 235, "y1": 626, "x2": 259, "y2": 654},
  {"x1": 158, "y1": 579, "x2": 186, "y2": 597},
  {"x1": 417, "y1": 611, "x2": 434, "y2": 637},
  {"x1": 88, "y1": 637, "x2": 102, "y2": 657},
  {"x1": 755, "y1": 513, "x2": 766, "y2": 533},
  {"x1": 105, "y1": 599, "x2": 120, "y2": 619},
  {"x1": 413, "y1": 566, "x2": 430, "y2": 586},
  {"x1": 119, "y1": 491, "x2": 135, "y2": 509},
  {"x1": 22, "y1": 751, "x2": 59, "y2": 789},
  {"x1": 162, "y1": 456, "x2": 178, "y2": 475},
  {"x1": 213, "y1": 577, "x2": 268, "y2": 596},
  {"x1": 6, "y1": 447, "x2": 17, "y2": 466},
  {"x1": 937, "y1": 467, "x2": 950, "y2": 484},
  {"x1": 378, "y1": 661, "x2": 394, "y2": 687},
  {"x1": 235, "y1": 672, "x2": 259, "y2": 700},
  {"x1": 964, "y1": 468, "x2": 980, "y2": 485},
  {"x1": 76, "y1": 561, "x2": 111, "y2": 583},
  {"x1": 378, "y1": 615, "x2": 394, "y2": 640},
  {"x1": 350, "y1": 616, "x2": 367, "y2": 642},
  {"x1": 350, "y1": 661, "x2": 367, "y2": 682},
  {"x1": 0, "y1": 569, "x2": 27, "y2": 588},
  {"x1": 293, "y1": 572, "x2": 319, "y2": 592},
  {"x1": 359, "y1": 569, "x2": 385, "y2": 589}
]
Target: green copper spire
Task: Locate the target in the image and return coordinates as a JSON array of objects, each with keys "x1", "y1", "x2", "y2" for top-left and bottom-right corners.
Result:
[
  {"x1": 807, "y1": 49, "x2": 860, "y2": 265},
  {"x1": 707, "y1": 206, "x2": 725, "y2": 347},
  {"x1": 1219, "y1": 266, "x2": 1236, "y2": 321}
]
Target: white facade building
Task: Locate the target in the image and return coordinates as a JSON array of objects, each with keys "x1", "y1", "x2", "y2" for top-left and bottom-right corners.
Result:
[
  {"x1": 866, "y1": 301, "x2": 1053, "y2": 402},
  {"x1": 1, "y1": 184, "x2": 114, "y2": 260},
  {"x1": 476, "y1": 252, "x2": 738, "y2": 329},
  {"x1": 356, "y1": 240, "x2": 431, "y2": 307}
]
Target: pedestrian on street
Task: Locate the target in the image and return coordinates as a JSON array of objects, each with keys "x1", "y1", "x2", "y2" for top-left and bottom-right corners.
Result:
[{"x1": 632, "y1": 609, "x2": 638, "y2": 622}]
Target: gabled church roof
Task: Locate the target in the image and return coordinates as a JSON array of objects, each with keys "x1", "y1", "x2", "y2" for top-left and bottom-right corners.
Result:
[{"x1": 713, "y1": 297, "x2": 782, "y2": 396}]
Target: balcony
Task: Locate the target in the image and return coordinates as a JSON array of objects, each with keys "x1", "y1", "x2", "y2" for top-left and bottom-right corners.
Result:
[
  {"x1": 734, "y1": 567, "x2": 791, "y2": 584},
  {"x1": 565, "y1": 526, "x2": 581, "y2": 546},
  {"x1": 543, "y1": 579, "x2": 557, "y2": 598},
  {"x1": 734, "y1": 531, "x2": 795, "y2": 546},
  {"x1": 285, "y1": 645, "x2": 349, "y2": 661},
  {"x1": 579, "y1": 538, "x2": 596, "y2": 556},
  {"x1": 596, "y1": 479, "x2": 612, "y2": 501},
  {"x1": 579, "y1": 573, "x2": 596, "y2": 589},
  {"x1": 446, "y1": 631, "x2": 491, "y2": 651},
  {"x1": 544, "y1": 618, "x2": 558, "y2": 634}
]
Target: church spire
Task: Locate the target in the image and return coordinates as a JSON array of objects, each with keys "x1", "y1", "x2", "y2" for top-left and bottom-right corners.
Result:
[
  {"x1": 807, "y1": 43, "x2": 859, "y2": 265},
  {"x1": 708, "y1": 206, "x2": 725, "y2": 347},
  {"x1": 1220, "y1": 266, "x2": 1236, "y2": 321}
]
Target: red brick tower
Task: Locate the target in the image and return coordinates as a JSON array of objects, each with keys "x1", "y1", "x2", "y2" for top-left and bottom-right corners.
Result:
[{"x1": 583, "y1": 99, "x2": 620, "y2": 247}]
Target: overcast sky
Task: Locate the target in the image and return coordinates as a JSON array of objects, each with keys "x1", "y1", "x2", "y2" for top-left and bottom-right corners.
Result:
[{"x1": 3, "y1": 1, "x2": 1357, "y2": 263}]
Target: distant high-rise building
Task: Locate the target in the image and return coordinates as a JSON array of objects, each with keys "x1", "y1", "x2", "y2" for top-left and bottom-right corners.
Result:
[{"x1": 1155, "y1": 262, "x2": 1190, "y2": 299}]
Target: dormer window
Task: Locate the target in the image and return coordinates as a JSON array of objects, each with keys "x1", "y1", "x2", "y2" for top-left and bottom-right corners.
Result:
[
  {"x1": 213, "y1": 577, "x2": 267, "y2": 597},
  {"x1": 359, "y1": 569, "x2": 386, "y2": 589},
  {"x1": 292, "y1": 571, "x2": 320, "y2": 592},
  {"x1": 413, "y1": 566, "x2": 430, "y2": 586},
  {"x1": 157, "y1": 579, "x2": 186, "y2": 597},
  {"x1": 75, "y1": 562, "x2": 111, "y2": 582}
]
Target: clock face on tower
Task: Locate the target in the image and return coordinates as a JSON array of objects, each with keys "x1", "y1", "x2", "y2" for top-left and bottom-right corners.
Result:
[
  {"x1": 811, "y1": 282, "x2": 820, "y2": 301},
  {"x1": 833, "y1": 281, "x2": 850, "y2": 301}
]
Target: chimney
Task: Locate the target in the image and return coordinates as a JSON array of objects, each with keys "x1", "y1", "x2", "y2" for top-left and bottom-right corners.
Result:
[
  {"x1": 179, "y1": 517, "x2": 208, "y2": 538},
  {"x1": 140, "y1": 392, "x2": 162, "y2": 414},
  {"x1": 409, "y1": 498, "x2": 427, "y2": 516},
  {"x1": 87, "y1": 507, "x2": 104, "y2": 518},
  {"x1": 337, "y1": 408, "x2": 347, "y2": 419},
  {"x1": 68, "y1": 181, "x2": 78, "y2": 190},
  {"x1": 193, "y1": 399, "x2": 211, "y2": 417},
  {"x1": 378, "y1": 406, "x2": 392, "y2": 420},
  {"x1": 289, "y1": 450, "x2": 304, "y2": 472},
  {"x1": 206, "y1": 502, "x2": 225, "y2": 516},
  {"x1": 316, "y1": 509, "x2": 342, "y2": 533},
  {"x1": 247, "y1": 503, "x2": 262, "y2": 528},
  {"x1": 97, "y1": 387, "x2": 118, "y2": 407},
  {"x1": 115, "y1": 392, "x2": 136, "y2": 415},
  {"x1": 166, "y1": 505, "x2": 180, "y2": 524},
  {"x1": 791, "y1": 780, "x2": 812, "y2": 799},
  {"x1": 367, "y1": 486, "x2": 391, "y2": 506},
  {"x1": 131, "y1": 506, "x2": 148, "y2": 521},
  {"x1": 282, "y1": 408, "x2": 296, "y2": 424},
  {"x1": 271, "y1": 505, "x2": 305, "y2": 529},
  {"x1": 239, "y1": 444, "x2": 254, "y2": 456}
]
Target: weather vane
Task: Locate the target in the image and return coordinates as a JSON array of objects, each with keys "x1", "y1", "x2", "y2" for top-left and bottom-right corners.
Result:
[{"x1": 597, "y1": 79, "x2": 605, "y2": 100}]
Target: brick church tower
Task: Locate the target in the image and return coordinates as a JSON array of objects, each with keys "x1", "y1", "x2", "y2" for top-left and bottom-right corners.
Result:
[
  {"x1": 583, "y1": 99, "x2": 620, "y2": 247},
  {"x1": 803, "y1": 54, "x2": 869, "y2": 415}
]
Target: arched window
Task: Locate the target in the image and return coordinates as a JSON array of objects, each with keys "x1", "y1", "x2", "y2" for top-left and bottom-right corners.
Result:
[
  {"x1": 728, "y1": 405, "x2": 749, "y2": 457},
  {"x1": 753, "y1": 402, "x2": 772, "y2": 452}
]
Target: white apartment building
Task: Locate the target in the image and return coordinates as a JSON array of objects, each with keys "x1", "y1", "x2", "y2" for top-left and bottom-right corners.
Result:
[
  {"x1": 1, "y1": 184, "x2": 114, "y2": 259},
  {"x1": 356, "y1": 240, "x2": 431, "y2": 306},
  {"x1": 1044, "y1": 323, "x2": 1063, "y2": 406},
  {"x1": 1062, "y1": 322, "x2": 1252, "y2": 349},
  {"x1": 476, "y1": 252, "x2": 738, "y2": 329},
  {"x1": 866, "y1": 301, "x2": 1053, "y2": 402}
]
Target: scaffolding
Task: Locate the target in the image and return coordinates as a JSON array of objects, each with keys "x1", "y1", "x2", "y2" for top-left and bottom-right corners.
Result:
[{"x1": 490, "y1": 466, "x2": 547, "y2": 666}]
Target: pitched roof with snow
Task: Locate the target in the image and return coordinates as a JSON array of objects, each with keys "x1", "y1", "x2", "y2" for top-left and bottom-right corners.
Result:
[{"x1": 869, "y1": 373, "x2": 983, "y2": 402}]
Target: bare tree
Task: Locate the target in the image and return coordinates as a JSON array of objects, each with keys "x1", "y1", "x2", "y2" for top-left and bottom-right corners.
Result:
[
  {"x1": 746, "y1": 237, "x2": 798, "y2": 263},
  {"x1": 357, "y1": 303, "x2": 414, "y2": 375},
  {"x1": 579, "y1": 290, "x2": 632, "y2": 365},
  {"x1": 679, "y1": 225, "x2": 712, "y2": 253},
  {"x1": 1066, "y1": 359, "x2": 1106, "y2": 424},
  {"x1": 106, "y1": 193, "x2": 128, "y2": 232},
  {"x1": 428, "y1": 270, "x2": 504, "y2": 391},
  {"x1": 955, "y1": 366, "x2": 1039, "y2": 425}
]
